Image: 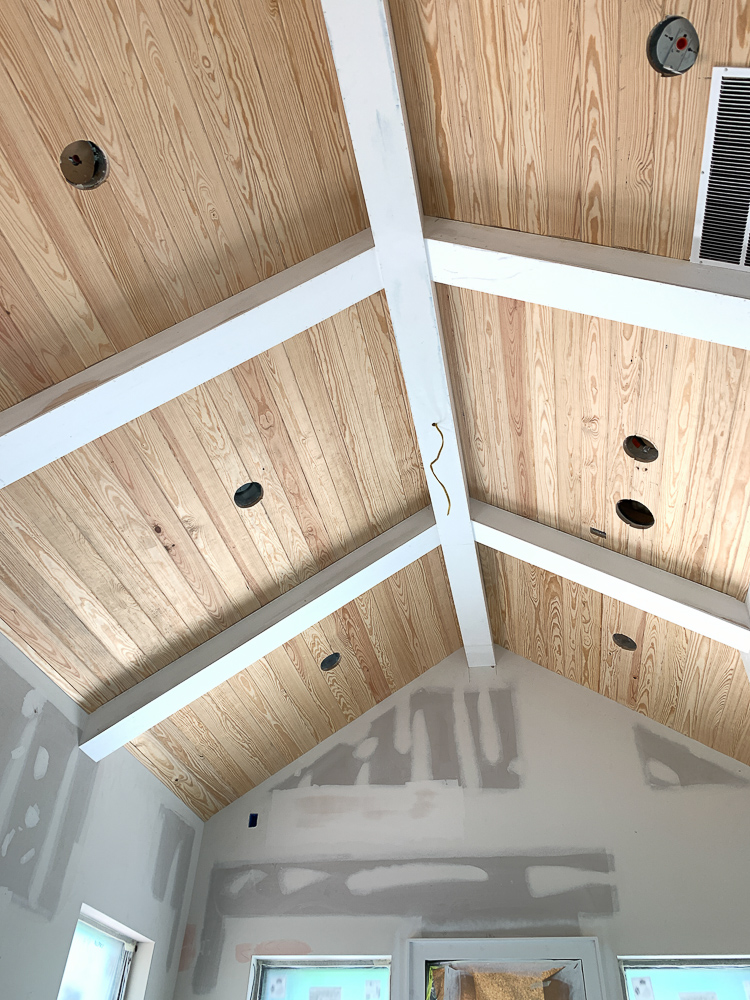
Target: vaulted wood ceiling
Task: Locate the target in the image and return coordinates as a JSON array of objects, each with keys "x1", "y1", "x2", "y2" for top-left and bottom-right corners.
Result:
[{"x1": 1, "y1": 0, "x2": 749, "y2": 816}]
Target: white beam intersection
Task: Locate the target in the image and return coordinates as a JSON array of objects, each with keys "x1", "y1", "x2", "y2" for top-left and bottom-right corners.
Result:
[{"x1": 321, "y1": 0, "x2": 495, "y2": 666}]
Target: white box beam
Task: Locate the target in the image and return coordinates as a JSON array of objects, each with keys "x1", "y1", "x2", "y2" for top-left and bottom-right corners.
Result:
[
  {"x1": 80, "y1": 507, "x2": 440, "y2": 761},
  {"x1": 321, "y1": 0, "x2": 495, "y2": 666},
  {"x1": 426, "y1": 216, "x2": 750, "y2": 350},
  {"x1": 472, "y1": 499, "x2": 750, "y2": 653},
  {"x1": 0, "y1": 230, "x2": 380, "y2": 488}
]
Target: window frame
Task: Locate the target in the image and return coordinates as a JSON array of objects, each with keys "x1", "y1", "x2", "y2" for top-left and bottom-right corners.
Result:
[
  {"x1": 246, "y1": 955, "x2": 392, "y2": 1000},
  {"x1": 408, "y1": 937, "x2": 606, "y2": 1000},
  {"x1": 619, "y1": 955, "x2": 750, "y2": 1000}
]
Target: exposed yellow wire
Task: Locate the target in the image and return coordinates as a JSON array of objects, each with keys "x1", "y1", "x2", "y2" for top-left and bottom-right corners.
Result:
[{"x1": 430, "y1": 422, "x2": 451, "y2": 516}]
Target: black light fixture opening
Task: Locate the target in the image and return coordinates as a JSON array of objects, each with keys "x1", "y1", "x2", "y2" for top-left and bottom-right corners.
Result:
[
  {"x1": 234, "y1": 481, "x2": 263, "y2": 508},
  {"x1": 60, "y1": 140, "x2": 109, "y2": 189},
  {"x1": 623, "y1": 435, "x2": 659, "y2": 463},
  {"x1": 320, "y1": 652, "x2": 341, "y2": 672},
  {"x1": 613, "y1": 632, "x2": 638, "y2": 652},
  {"x1": 616, "y1": 498, "x2": 655, "y2": 529}
]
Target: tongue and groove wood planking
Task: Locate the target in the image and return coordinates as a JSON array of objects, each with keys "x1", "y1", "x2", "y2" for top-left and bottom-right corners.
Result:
[
  {"x1": 0, "y1": 0, "x2": 365, "y2": 410},
  {"x1": 0, "y1": 294, "x2": 428, "y2": 712},
  {"x1": 389, "y1": 0, "x2": 750, "y2": 257},
  {"x1": 129, "y1": 548, "x2": 461, "y2": 819},
  {"x1": 481, "y1": 547, "x2": 750, "y2": 769},
  {"x1": 442, "y1": 284, "x2": 750, "y2": 604}
]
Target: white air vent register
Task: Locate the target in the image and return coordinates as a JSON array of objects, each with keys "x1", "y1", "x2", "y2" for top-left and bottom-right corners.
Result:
[{"x1": 692, "y1": 67, "x2": 750, "y2": 270}]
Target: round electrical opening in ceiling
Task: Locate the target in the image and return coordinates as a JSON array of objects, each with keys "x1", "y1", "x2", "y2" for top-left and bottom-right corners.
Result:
[
  {"x1": 623, "y1": 435, "x2": 659, "y2": 463},
  {"x1": 616, "y1": 498, "x2": 655, "y2": 529},
  {"x1": 59, "y1": 140, "x2": 109, "y2": 189},
  {"x1": 233, "y1": 482, "x2": 263, "y2": 508},
  {"x1": 613, "y1": 633, "x2": 638, "y2": 651},
  {"x1": 647, "y1": 16, "x2": 699, "y2": 76},
  {"x1": 320, "y1": 652, "x2": 341, "y2": 672}
]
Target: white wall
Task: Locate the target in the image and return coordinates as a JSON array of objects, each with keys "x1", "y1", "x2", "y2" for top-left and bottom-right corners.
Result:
[
  {"x1": 175, "y1": 647, "x2": 750, "y2": 1000},
  {"x1": 0, "y1": 635, "x2": 203, "y2": 1000}
]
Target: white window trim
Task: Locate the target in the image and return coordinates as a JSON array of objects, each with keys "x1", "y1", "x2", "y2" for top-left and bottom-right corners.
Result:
[
  {"x1": 408, "y1": 937, "x2": 606, "y2": 1000},
  {"x1": 246, "y1": 955, "x2": 392, "y2": 1000},
  {"x1": 77, "y1": 903, "x2": 155, "y2": 1000}
]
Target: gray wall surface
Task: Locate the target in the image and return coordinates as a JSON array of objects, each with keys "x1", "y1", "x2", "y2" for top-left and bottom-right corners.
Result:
[
  {"x1": 0, "y1": 638, "x2": 203, "y2": 1000},
  {"x1": 174, "y1": 647, "x2": 750, "y2": 1000}
]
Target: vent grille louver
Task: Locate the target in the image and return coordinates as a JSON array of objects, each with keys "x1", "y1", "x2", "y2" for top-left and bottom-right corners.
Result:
[{"x1": 692, "y1": 70, "x2": 750, "y2": 271}]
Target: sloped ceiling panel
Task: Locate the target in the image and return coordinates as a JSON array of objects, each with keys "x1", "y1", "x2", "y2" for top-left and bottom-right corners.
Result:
[
  {"x1": 129, "y1": 548, "x2": 461, "y2": 819},
  {"x1": 441, "y1": 283, "x2": 750, "y2": 603},
  {"x1": 0, "y1": 293, "x2": 427, "y2": 711},
  {"x1": 0, "y1": 0, "x2": 365, "y2": 409},
  {"x1": 390, "y1": 0, "x2": 750, "y2": 258},
  {"x1": 481, "y1": 546, "x2": 750, "y2": 768}
]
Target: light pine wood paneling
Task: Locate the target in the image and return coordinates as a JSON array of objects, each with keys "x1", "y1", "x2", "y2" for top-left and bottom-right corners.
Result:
[
  {"x1": 0, "y1": 0, "x2": 365, "y2": 409},
  {"x1": 0, "y1": 293, "x2": 427, "y2": 711},
  {"x1": 130, "y1": 549, "x2": 461, "y2": 819},
  {"x1": 390, "y1": 0, "x2": 750, "y2": 257},
  {"x1": 441, "y1": 284, "x2": 750, "y2": 603},
  {"x1": 481, "y1": 546, "x2": 750, "y2": 767}
]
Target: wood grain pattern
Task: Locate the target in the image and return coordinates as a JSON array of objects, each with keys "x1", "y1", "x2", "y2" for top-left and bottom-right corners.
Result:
[
  {"x1": 0, "y1": 0, "x2": 366, "y2": 409},
  {"x1": 0, "y1": 293, "x2": 428, "y2": 711},
  {"x1": 133, "y1": 549, "x2": 461, "y2": 819},
  {"x1": 390, "y1": 0, "x2": 750, "y2": 256},
  {"x1": 481, "y1": 546, "x2": 750, "y2": 766},
  {"x1": 441, "y1": 284, "x2": 750, "y2": 603}
]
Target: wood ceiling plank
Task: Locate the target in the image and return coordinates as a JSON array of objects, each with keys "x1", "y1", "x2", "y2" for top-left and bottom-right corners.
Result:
[
  {"x1": 254, "y1": 347, "x2": 355, "y2": 560},
  {"x1": 445, "y1": 285, "x2": 750, "y2": 602},
  {"x1": 282, "y1": 333, "x2": 376, "y2": 545},
  {"x1": 128, "y1": 729, "x2": 226, "y2": 821},
  {"x1": 2, "y1": 0, "x2": 199, "y2": 337},
  {"x1": 95, "y1": 427, "x2": 243, "y2": 631},
  {"x1": 62, "y1": 445, "x2": 220, "y2": 647},
  {"x1": 613, "y1": 0, "x2": 663, "y2": 251},
  {"x1": 114, "y1": 0, "x2": 262, "y2": 296},
  {"x1": 540, "y1": 0, "x2": 582, "y2": 240},
  {"x1": 503, "y1": 0, "x2": 549, "y2": 237},
  {"x1": 482, "y1": 546, "x2": 750, "y2": 765},
  {"x1": 206, "y1": 372, "x2": 320, "y2": 582},
  {"x1": 2, "y1": 477, "x2": 170, "y2": 676},
  {"x1": 152, "y1": 0, "x2": 284, "y2": 281},
  {"x1": 150, "y1": 398, "x2": 286, "y2": 607},
  {"x1": 356, "y1": 295, "x2": 427, "y2": 516},
  {"x1": 232, "y1": 358, "x2": 339, "y2": 573},
  {"x1": 580, "y1": 0, "x2": 620, "y2": 246},
  {"x1": 124, "y1": 411, "x2": 260, "y2": 613},
  {"x1": 177, "y1": 382, "x2": 303, "y2": 595},
  {"x1": 37, "y1": 458, "x2": 197, "y2": 652},
  {"x1": 134, "y1": 551, "x2": 461, "y2": 815}
]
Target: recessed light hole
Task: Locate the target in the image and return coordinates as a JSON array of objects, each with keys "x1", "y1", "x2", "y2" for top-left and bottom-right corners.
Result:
[
  {"x1": 616, "y1": 498, "x2": 655, "y2": 529},
  {"x1": 623, "y1": 435, "x2": 659, "y2": 463},
  {"x1": 320, "y1": 652, "x2": 341, "y2": 672},
  {"x1": 59, "y1": 140, "x2": 109, "y2": 189},
  {"x1": 613, "y1": 633, "x2": 638, "y2": 651},
  {"x1": 233, "y1": 482, "x2": 263, "y2": 508}
]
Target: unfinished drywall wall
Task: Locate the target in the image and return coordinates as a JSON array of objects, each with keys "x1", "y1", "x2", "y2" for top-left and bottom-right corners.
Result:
[
  {"x1": 0, "y1": 637, "x2": 203, "y2": 1000},
  {"x1": 175, "y1": 647, "x2": 750, "y2": 1000}
]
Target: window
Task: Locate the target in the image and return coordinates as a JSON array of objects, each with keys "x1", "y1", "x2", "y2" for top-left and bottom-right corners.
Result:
[
  {"x1": 247, "y1": 958, "x2": 391, "y2": 1000},
  {"x1": 56, "y1": 917, "x2": 136, "y2": 1000},
  {"x1": 621, "y1": 958, "x2": 750, "y2": 1000},
  {"x1": 409, "y1": 938, "x2": 605, "y2": 1000}
]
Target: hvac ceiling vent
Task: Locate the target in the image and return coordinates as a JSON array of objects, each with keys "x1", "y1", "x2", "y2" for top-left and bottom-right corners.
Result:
[{"x1": 692, "y1": 67, "x2": 750, "y2": 270}]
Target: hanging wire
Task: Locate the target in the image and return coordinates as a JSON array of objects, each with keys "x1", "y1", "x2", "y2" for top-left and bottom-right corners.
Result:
[{"x1": 430, "y1": 422, "x2": 452, "y2": 516}]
